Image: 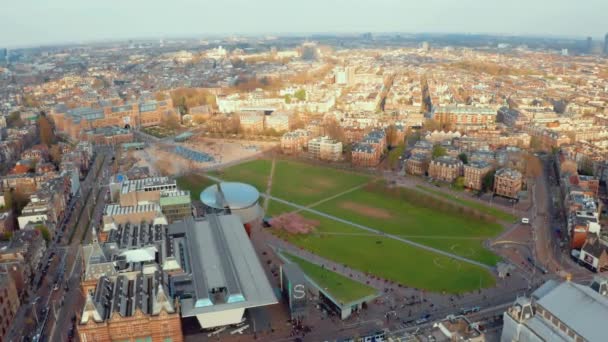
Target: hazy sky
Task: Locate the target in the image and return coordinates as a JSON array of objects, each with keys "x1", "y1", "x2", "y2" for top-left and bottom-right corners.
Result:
[{"x1": 1, "y1": 0, "x2": 607, "y2": 47}]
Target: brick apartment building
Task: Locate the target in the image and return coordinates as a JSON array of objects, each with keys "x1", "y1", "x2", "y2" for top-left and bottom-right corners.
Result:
[
  {"x1": 51, "y1": 99, "x2": 175, "y2": 140},
  {"x1": 281, "y1": 129, "x2": 311, "y2": 154},
  {"x1": 351, "y1": 143, "x2": 380, "y2": 167},
  {"x1": 406, "y1": 153, "x2": 429, "y2": 176},
  {"x1": 432, "y1": 105, "x2": 497, "y2": 130},
  {"x1": 0, "y1": 273, "x2": 20, "y2": 341},
  {"x1": 464, "y1": 161, "x2": 493, "y2": 191},
  {"x1": 84, "y1": 126, "x2": 134, "y2": 145},
  {"x1": 494, "y1": 168, "x2": 523, "y2": 199},
  {"x1": 428, "y1": 156, "x2": 463, "y2": 182}
]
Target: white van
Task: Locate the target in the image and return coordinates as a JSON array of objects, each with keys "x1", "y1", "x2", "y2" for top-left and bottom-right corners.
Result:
[{"x1": 521, "y1": 217, "x2": 530, "y2": 224}]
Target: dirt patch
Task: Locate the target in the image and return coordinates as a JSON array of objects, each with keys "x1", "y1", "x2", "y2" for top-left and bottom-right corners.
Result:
[
  {"x1": 339, "y1": 201, "x2": 393, "y2": 219},
  {"x1": 271, "y1": 213, "x2": 319, "y2": 234}
]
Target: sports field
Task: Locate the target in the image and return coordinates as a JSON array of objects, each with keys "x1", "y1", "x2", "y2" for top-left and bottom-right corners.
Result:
[
  {"x1": 282, "y1": 252, "x2": 378, "y2": 304},
  {"x1": 272, "y1": 204, "x2": 496, "y2": 293},
  {"x1": 416, "y1": 184, "x2": 517, "y2": 222},
  {"x1": 208, "y1": 159, "x2": 271, "y2": 192}
]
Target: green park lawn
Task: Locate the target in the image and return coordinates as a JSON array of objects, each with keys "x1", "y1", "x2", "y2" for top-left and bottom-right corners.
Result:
[
  {"x1": 270, "y1": 160, "x2": 371, "y2": 205},
  {"x1": 313, "y1": 186, "x2": 502, "y2": 266},
  {"x1": 208, "y1": 159, "x2": 272, "y2": 192},
  {"x1": 176, "y1": 174, "x2": 216, "y2": 201},
  {"x1": 270, "y1": 204, "x2": 496, "y2": 293},
  {"x1": 416, "y1": 185, "x2": 517, "y2": 222},
  {"x1": 282, "y1": 252, "x2": 378, "y2": 304}
]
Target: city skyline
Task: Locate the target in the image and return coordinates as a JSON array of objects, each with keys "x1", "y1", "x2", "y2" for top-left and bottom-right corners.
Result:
[{"x1": 1, "y1": 0, "x2": 608, "y2": 47}]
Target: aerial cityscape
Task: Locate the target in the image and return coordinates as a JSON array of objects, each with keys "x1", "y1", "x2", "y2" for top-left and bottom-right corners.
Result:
[{"x1": 1, "y1": 2, "x2": 608, "y2": 342}]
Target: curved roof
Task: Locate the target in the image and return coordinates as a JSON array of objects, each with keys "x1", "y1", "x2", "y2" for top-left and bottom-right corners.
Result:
[{"x1": 200, "y1": 182, "x2": 260, "y2": 210}]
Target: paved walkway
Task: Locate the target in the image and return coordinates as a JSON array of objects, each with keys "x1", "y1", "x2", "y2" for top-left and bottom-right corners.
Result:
[
  {"x1": 293, "y1": 182, "x2": 369, "y2": 213},
  {"x1": 263, "y1": 157, "x2": 277, "y2": 211}
]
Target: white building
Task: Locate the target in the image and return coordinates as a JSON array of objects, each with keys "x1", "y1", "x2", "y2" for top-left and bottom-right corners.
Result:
[
  {"x1": 308, "y1": 136, "x2": 343, "y2": 161},
  {"x1": 501, "y1": 277, "x2": 608, "y2": 342}
]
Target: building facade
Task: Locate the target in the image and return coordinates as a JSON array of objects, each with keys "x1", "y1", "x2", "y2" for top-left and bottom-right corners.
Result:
[
  {"x1": 494, "y1": 168, "x2": 523, "y2": 199},
  {"x1": 0, "y1": 273, "x2": 20, "y2": 341},
  {"x1": 406, "y1": 154, "x2": 429, "y2": 176},
  {"x1": 51, "y1": 99, "x2": 176, "y2": 140},
  {"x1": 307, "y1": 136, "x2": 343, "y2": 161},
  {"x1": 464, "y1": 161, "x2": 493, "y2": 191},
  {"x1": 78, "y1": 273, "x2": 183, "y2": 342},
  {"x1": 281, "y1": 129, "x2": 312, "y2": 155},
  {"x1": 428, "y1": 156, "x2": 463, "y2": 182}
]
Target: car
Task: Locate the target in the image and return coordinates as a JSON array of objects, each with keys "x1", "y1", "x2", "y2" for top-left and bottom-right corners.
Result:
[
  {"x1": 415, "y1": 313, "x2": 431, "y2": 324},
  {"x1": 521, "y1": 217, "x2": 530, "y2": 224},
  {"x1": 461, "y1": 306, "x2": 481, "y2": 315}
]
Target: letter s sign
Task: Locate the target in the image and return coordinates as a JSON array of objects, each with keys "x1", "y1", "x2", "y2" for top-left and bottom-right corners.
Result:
[{"x1": 293, "y1": 284, "x2": 305, "y2": 299}]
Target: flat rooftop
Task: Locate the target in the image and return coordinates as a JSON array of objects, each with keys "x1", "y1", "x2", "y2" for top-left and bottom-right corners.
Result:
[
  {"x1": 120, "y1": 176, "x2": 176, "y2": 194},
  {"x1": 170, "y1": 215, "x2": 276, "y2": 317}
]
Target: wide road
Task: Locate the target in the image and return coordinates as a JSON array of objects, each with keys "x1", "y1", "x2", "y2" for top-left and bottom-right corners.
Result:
[
  {"x1": 44, "y1": 147, "x2": 114, "y2": 342},
  {"x1": 204, "y1": 174, "x2": 494, "y2": 270}
]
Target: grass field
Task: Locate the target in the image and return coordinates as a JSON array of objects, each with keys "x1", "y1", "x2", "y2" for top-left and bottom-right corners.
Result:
[
  {"x1": 270, "y1": 160, "x2": 371, "y2": 205},
  {"x1": 282, "y1": 252, "x2": 377, "y2": 304},
  {"x1": 416, "y1": 185, "x2": 517, "y2": 222},
  {"x1": 142, "y1": 126, "x2": 175, "y2": 138},
  {"x1": 313, "y1": 186, "x2": 501, "y2": 266},
  {"x1": 176, "y1": 174, "x2": 216, "y2": 201},
  {"x1": 193, "y1": 159, "x2": 500, "y2": 293},
  {"x1": 208, "y1": 159, "x2": 272, "y2": 192},
  {"x1": 270, "y1": 202, "x2": 496, "y2": 293}
]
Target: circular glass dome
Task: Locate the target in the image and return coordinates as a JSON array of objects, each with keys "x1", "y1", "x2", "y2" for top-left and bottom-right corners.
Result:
[{"x1": 200, "y1": 182, "x2": 260, "y2": 210}]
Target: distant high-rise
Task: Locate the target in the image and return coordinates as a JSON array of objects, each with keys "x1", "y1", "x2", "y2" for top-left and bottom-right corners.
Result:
[
  {"x1": 604, "y1": 33, "x2": 608, "y2": 55},
  {"x1": 0, "y1": 48, "x2": 6, "y2": 63},
  {"x1": 586, "y1": 36, "x2": 593, "y2": 53}
]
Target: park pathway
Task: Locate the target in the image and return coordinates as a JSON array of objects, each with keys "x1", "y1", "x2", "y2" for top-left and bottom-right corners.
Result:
[
  {"x1": 263, "y1": 157, "x2": 277, "y2": 211},
  {"x1": 293, "y1": 182, "x2": 370, "y2": 214}
]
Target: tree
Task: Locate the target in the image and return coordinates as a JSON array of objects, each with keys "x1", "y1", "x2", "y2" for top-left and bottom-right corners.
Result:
[
  {"x1": 453, "y1": 176, "x2": 465, "y2": 190},
  {"x1": 161, "y1": 114, "x2": 180, "y2": 131},
  {"x1": 322, "y1": 118, "x2": 345, "y2": 142},
  {"x1": 294, "y1": 89, "x2": 306, "y2": 101},
  {"x1": 482, "y1": 170, "x2": 496, "y2": 192},
  {"x1": 432, "y1": 145, "x2": 447, "y2": 159},
  {"x1": 3, "y1": 190, "x2": 13, "y2": 210},
  {"x1": 35, "y1": 225, "x2": 51, "y2": 243},
  {"x1": 38, "y1": 114, "x2": 56, "y2": 147},
  {"x1": 529, "y1": 136, "x2": 542, "y2": 151},
  {"x1": 458, "y1": 153, "x2": 468, "y2": 165},
  {"x1": 0, "y1": 231, "x2": 12, "y2": 241},
  {"x1": 525, "y1": 154, "x2": 543, "y2": 178},
  {"x1": 49, "y1": 145, "x2": 63, "y2": 167},
  {"x1": 6, "y1": 112, "x2": 24, "y2": 128},
  {"x1": 284, "y1": 94, "x2": 292, "y2": 104},
  {"x1": 423, "y1": 119, "x2": 441, "y2": 132}
]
